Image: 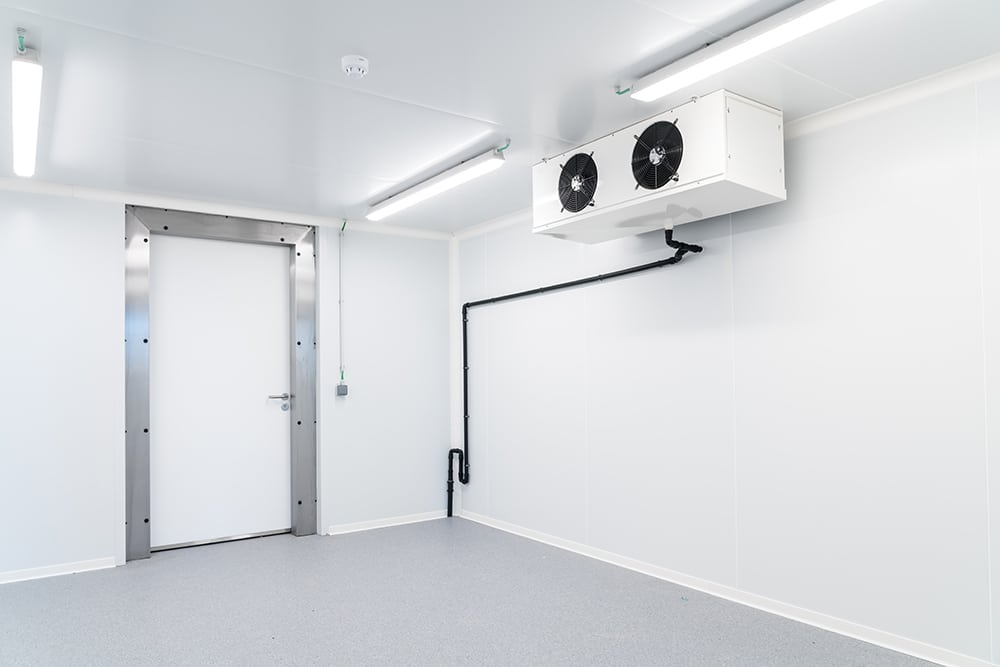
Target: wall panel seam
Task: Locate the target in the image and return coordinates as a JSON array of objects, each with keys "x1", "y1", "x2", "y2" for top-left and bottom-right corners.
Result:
[{"x1": 974, "y1": 81, "x2": 997, "y2": 663}]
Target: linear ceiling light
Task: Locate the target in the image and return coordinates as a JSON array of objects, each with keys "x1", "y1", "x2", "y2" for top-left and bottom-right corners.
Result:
[
  {"x1": 365, "y1": 146, "x2": 507, "y2": 222},
  {"x1": 631, "y1": 0, "x2": 887, "y2": 103},
  {"x1": 12, "y1": 29, "x2": 43, "y2": 178}
]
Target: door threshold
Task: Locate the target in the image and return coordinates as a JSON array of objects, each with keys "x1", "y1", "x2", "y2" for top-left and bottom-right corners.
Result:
[{"x1": 150, "y1": 528, "x2": 292, "y2": 553}]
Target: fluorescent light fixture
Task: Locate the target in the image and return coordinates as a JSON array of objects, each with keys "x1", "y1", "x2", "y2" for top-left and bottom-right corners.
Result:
[
  {"x1": 12, "y1": 46, "x2": 43, "y2": 178},
  {"x1": 631, "y1": 0, "x2": 886, "y2": 102},
  {"x1": 366, "y1": 147, "x2": 506, "y2": 221}
]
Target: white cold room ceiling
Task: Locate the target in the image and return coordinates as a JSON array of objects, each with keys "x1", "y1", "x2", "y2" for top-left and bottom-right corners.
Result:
[{"x1": 0, "y1": 0, "x2": 998, "y2": 231}]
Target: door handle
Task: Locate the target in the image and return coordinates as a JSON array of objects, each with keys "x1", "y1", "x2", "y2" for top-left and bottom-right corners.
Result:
[{"x1": 268, "y1": 393, "x2": 290, "y2": 400}]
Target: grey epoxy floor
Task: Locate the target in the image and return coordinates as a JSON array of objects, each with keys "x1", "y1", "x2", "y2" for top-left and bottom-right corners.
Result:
[{"x1": 0, "y1": 519, "x2": 934, "y2": 666}]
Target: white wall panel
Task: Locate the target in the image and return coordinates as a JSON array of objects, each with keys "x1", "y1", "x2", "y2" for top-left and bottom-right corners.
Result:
[
  {"x1": 732, "y1": 88, "x2": 991, "y2": 658},
  {"x1": 318, "y1": 229, "x2": 449, "y2": 527},
  {"x1": 482, "y1": 222, "x2": 588, "y2": 295},
  {"x1": 976, "y1": 74, "x2": 1000, "y2": 664},
  {"x1": 483, "y1": 291, "x2": 590, "y2": 541},
  {"x1": 460, "y1": 225, "x2": 591, "y2": 538},
  {"x1": 0, "y1": 193, "x2": 124, "y2": 573},
  {"x1": 461, "y1": 218, "x2": 738, "y2": 581},
  {"x1": 585, "y1": 217, "x2": 737, "y2": 584}
]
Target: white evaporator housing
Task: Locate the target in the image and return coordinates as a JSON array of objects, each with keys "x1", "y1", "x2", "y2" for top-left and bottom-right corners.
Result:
[{"x1": 531, "y1": 89, "x2": 786, "y2": 244}]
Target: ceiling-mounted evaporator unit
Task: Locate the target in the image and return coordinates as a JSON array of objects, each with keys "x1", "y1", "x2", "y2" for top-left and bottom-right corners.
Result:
[{"x1": 532, "y1": 89, "x2": 786, "y2": 244}]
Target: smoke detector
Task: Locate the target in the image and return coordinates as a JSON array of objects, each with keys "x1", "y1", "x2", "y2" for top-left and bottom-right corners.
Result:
[{"x1": 342, "y1": 55, "x2": 369, "y2": 79}]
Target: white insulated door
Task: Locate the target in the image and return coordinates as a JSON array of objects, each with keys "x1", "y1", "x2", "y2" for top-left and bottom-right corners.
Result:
[{"x1": 149, "y1": 235, "x2": 291, "y2": 548}]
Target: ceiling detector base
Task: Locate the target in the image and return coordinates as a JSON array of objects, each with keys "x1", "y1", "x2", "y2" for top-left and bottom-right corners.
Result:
[{"x1": 342, "y1": 54, "x2": 369, "y2": 79}]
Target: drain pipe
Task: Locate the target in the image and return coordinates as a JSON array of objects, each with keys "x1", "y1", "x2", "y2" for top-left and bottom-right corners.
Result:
[
  {"x1": 446, "y1": 227, "x2": 703, "y2": 517},
  {"x1": 664, "y1": 226, "x2": 702, "y2": 258},
  {"x1": 446, "y1": 298, "x2": 472, "y2": 517}
]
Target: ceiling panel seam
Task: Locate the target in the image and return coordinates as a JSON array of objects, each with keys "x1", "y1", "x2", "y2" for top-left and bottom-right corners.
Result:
[
  {"x1": 631, "y1": 0, "x2": 713, "y2": 34},
  {"x1": 764, "y1": 56, "x2": 859, "y2": 101}
]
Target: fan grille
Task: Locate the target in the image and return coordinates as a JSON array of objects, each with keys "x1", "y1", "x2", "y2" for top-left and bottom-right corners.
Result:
[
  {"x1": 558, "y1": 153, "x2": 598, "y2": 213},
  {"x1": 632, "y1": 121, "x2": 683, "y2": 190}
]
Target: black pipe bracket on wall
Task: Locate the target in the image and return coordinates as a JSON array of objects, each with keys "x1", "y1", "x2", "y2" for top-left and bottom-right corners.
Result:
[{"x1": 446, "y1": 228, "x2": 703, "y2": 517}]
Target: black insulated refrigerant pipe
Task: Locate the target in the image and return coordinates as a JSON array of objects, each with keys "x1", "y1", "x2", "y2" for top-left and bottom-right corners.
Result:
[{"x1": 446, "y1": 228, "x2": 703, "y2": 517}]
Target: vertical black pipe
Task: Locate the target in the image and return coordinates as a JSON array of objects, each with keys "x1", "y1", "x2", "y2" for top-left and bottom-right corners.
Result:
[
  {"x1": 447, "y1": 447, "x2": 464, "y2": 517},
  {"x1": 447, "y1": 453, "x2": 454, "y2": 517},
  {"x1": 446, "y1": 305, "x2": 472, "y2": 517},
  {"x1": 461, "y1": 304, "x2": 470, "y2": 483},
  {"x1": 446, "y1": 305, "x2": 471, "y2": 517}
]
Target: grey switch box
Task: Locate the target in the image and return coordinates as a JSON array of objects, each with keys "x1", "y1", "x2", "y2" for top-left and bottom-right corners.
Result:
[{"x1": 336, "y1": 383, "x2": 349, "y2": 397}]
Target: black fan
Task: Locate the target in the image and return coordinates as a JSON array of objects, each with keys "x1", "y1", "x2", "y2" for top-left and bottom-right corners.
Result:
[
  {"x1": 558, "y1": 152, "x2": 598, "y2": 213},
  {"x1": 632, "y1": 120, "x2": 683, "y2": 190}
]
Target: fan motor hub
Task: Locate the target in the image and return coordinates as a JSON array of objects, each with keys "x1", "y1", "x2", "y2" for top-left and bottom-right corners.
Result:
[
  {"x1": 570, "y1": 174, "x2": 585, "y2": 192},
  {"x1": 649, "y1": 145, "x2": 667, "y2": 166}
]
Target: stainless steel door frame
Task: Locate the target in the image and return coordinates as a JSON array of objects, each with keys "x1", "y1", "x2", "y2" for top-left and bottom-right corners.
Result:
[{"x1": 125, "y1": 205, "x2": 317, "y2": 561}]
